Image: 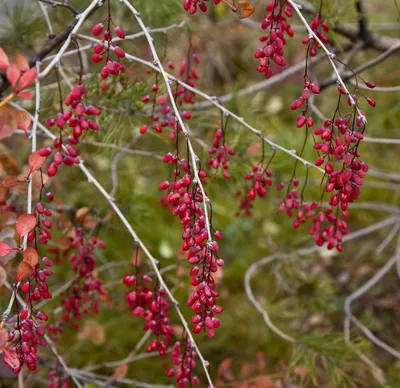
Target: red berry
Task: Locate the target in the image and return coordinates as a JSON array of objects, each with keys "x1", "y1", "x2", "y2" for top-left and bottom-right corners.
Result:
[{"x1": 92, "y1": 23, "x2": 104, "y2": 36}]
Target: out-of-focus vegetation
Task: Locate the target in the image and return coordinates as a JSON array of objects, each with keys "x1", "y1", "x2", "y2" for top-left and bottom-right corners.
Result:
[{"x1": 1, "y1": 0, "x2": 400, "y2": 387}]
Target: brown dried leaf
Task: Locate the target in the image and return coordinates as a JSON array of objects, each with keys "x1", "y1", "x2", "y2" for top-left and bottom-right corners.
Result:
[
  {"x1": 82, "y1": 215, "x2": 97, "y2": 229},
  {"x1": 111, "y1": 363, "x2": 129, "y2": 380},
  {"x1": 78, "y1": 319, "x2": 105, "y2": 346},
  {"x1": 4, "y1": 170, "x2": 48, "y2": 198},
  {"x1": 0, "y1": 328, "x2": 8, "y2": 349},
  {"x1": 16, "y1": 261, "x2": 33, "y2": 282},
  {"x1": 23, "y1": 247, "x2": 38, "y2": 267},
  {"x1": 57, "y1": 234, "x2": 71, "y2": 251},
  {"x1": 233, "y1": 0, "x2": 255, "y2": 19},
  {"x1": 0, "y1": 104, "x2": 31, "y2": 139},
  {"x1": 76, "y1": 207, "x2": 89, "y2": 220},
  {"x1": 0, "y1": 267, "x2": 7, "y2": 287},
  {"x1": 13, "y1": 54, "x2": 29, "y2": 72}
]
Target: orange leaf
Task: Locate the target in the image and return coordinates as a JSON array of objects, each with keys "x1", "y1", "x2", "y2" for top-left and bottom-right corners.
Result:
[
  {"x1": 0, "y1": 329, "x2": 8, "y2": 349},
  {"x1": 23, "y1": 247, "x2": 38, "y2": 267},
  {"x1": 0, "y1": 242, "x2": 15, "y2": 257},
  {"x1": 0, "y1": 104, "x2": 31, "y2": 139},
  {"x1": 6, "y1": 64, "x2": 20, "y2": 89},
  {"x1": 16, "y1": 261, "x2": 33, "y2": 282},
  {"x1": 13, "y1": 53, "x2": 29, "y2": 72},
  {"x1": 16, "y1": 214, "x2": 36, "y2": 239},
  {"x1": 111, "y1": 363, "x2": 129, "y2": 380},
  {"x1": 16, "y1": 68, "x2": 37, "y2": 92},
  {"x1": 0, "y1": 267, "x2": 6, "y2": 288},
  {"x1": 28, "y1": 151, "x2": 46, "y2": 173},
  {"x1": 233, "y1": 0, "x2": 255, "y2": 18},
  {"x1": 0, "y1": 49, "x2": 10, "y2": 70},
  {"x1": 2, "y1": 346, "x2": 20, "y2": 370}
]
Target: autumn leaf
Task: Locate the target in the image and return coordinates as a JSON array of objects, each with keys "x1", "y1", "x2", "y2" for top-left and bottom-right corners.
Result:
[
  {"x1": 16, "y1": 261, "x2": 33, "y2": 282},
  {"x1": 28, "y1": 151, "x2": 46, "y2": 173},
  {"x1": 2, "y1": 347, "x2": 20, "y2": 370},
  {"x1": 0, "y1": 104, "x2": 31, "y2": 139},
  {"x1": 217, "y1": 358, "x2": 234, "y2": 381},
  {"x1": 4, "y1": 170, "x2": 48, "y2": 198},
  {"x1": 16, "y1": 68, "x2": 37, "y2": 92},
  {"x1": 0, "y1": 49, "x2": 10, "y2": 70},
  {"x1": 16, "y1": 214, "x2": 36, "y2": 239},
  {"x1": 76, "y1": 207, "x2": 90, "y2": 220},
  {"x1": 78, "y1": 319, "x2": 106, "y2": 346},
  {"x1": 233, "y1": 0, "x2": 255, "y2": 19},
  {"x1": 0, "y1": 329, "x2": 8, "y2": 349},
  {"x1": 0, "y1": 242, "x2": 15, "y2": 257},
  {"x1": 111, "y1": 363, "x2": 129, "y2": 380},
  {"x1": 17, "y1": 91, "x2": 33, "y2": 100},
  {"x1": 23, "y1": 247, "x2": 38, "y2": 267},
  {"x1": 0, "y1": 267, "x2": 6, "y2": 287},
  {"x1": 13, "y1": 53, "x2": 29, "y2": 72},
  {"x1": 6, "y1": 64, "x2": 20, "y2": 89}
]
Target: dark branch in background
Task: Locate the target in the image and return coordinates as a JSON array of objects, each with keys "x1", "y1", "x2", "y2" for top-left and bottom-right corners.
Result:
[
  {"x1": 355, "y1": 0, "x2": 373, "y2": 45},
  {"x1": 0, "y1": 2, "x2": 102, "y2": 96},
  {"x1": 296, "y1": 0, "x2": 400, "y2": 51}
]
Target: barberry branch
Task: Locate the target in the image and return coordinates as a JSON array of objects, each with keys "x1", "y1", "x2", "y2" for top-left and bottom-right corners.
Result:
[
  {"x1": 288, "y1": 0, "x2": 364, "y2": 120},
  {"x1": 38, "y1": 0, "x2": 103, "y2": 79},
  {"x1": 22, "y1": 115, "x2": 215, "y2": 388},
  {"x1": 75, "y1": 33, "x2": 325, "y2": 175},
  {"x1": 120, "y1": 0, "x2": 215, "y2": 251}
]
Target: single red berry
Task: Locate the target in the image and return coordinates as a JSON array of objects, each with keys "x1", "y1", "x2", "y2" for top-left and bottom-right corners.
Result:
[
  {"x1": 115, "y1": 26, "x2": 126, "y2": 39},
  {"x1": 92, "y1": 23, "x2": 104, "y2": 36}
]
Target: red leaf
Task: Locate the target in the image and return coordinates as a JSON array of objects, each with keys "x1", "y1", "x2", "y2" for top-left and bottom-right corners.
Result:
[
  {"x1": 16, "y1": 261, "x2": 33, "y2": 282},
  {"x1": 22, "y1": 247, "x2": 38, "y2": 267},
  {"x1": 6, "y1": 64, "x2": 20, "y2": 89},
  {"x1": 16, "y1": 68, "x2": 37, "y2": 92},
  {"x1": 217, "y1": 358, "x2": 234, "y2": 381},
  {"x1": 0, "y1": 329, "x2": 8, "y2": 349},
  {"x1": 111, "y1": 363, "x2": 129, "y2": 380},
  {"x1": 28, "y1": 151, "x2": 46, "y2": 173},
  {"x1": 0, "y1": 49, "x2": 9, "y2": 70},
  {"x1": 13, "y1": 54, "x2": 29, "y2": 72},
  {"x1": 17, "y1": 91, "x2": 33, "y2": 100},
  {"x1": 16, "y1": 214, "x2": 36, "y2": 239},
  {"x1": 2, "y1": 346, "x2": 20, "y2": 371},
  {"x1": 0, "y1": 242, "x2": 15, "y2": 257}
]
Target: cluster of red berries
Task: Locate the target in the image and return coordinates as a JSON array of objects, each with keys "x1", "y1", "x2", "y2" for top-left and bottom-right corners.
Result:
[
  {"x1": 255, "y1": 0, "x2": 294, "y2": 78},
  {"x1": 124, "y1": 273, "x2": 174, "y2": 356},
  {"x1": 166, "y1": 338, "x2": 200, "y2": 387},
  {"x1": 159, "y1": 155, "x2": 223, "y2": 337},
  {"x1": 91, "y1": 21, "x2": 126, "y2": 78},
  {"x1": 278, "y1": 184, "x2": 318, "y2": 229},
  {"x1": 208, "y1": 128, "x2": 235, "y2": 179},
  {"x1": 5, "y1": 310, "x2": 48, "y2": 373},
  {"x1": 57, "y1": 229, "x2": 105, "y2": 330},
  {"x1": 28, "y1": 199, "x2": 54, "y2": 245},
  {"x1": 237, "y1": 164, "x2": 273, "y2": 216},
  {"x1": 302, "y1": 13, "x2": 330, "y2": 56},
  {"x1": 48, "y1": 362, "x2": 70, "y2": 388},
  {"x1": 140, "y1": 55, "x2": 200, "y2": 137},
  {"x1": 40, "y1": 82, "x2": 101, "y2": 177},
  {"x1": 183, "y1": 0, "x2": 221, "y2": 14}
]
